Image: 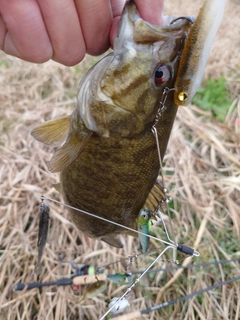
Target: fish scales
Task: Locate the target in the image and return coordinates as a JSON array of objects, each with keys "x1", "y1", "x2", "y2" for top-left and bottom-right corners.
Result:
[
  {"x1": 61, "y1": 91, "x2": 178, "y2": 239},
  {"x1": 32, "y1": 1, "x2": 197, "y2": 247}
]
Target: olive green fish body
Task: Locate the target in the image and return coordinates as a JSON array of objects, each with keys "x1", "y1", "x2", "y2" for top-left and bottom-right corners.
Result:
[
  {"x1": 61, "y1": 114, "x2": 176, "y2": 242},
  {"x1": 32, "y1": 1, "x2": 194, "y2": 247},
  {"x1": 60, "y1": 13, "x2": 190, "y2": 245}
]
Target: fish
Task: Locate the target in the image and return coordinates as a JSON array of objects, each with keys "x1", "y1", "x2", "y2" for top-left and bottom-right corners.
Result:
[
  {"x1": 174, "y1": 0, "x2": 226, "y2": 105},
  {"x1": 138, "y1": 208, "x2": 152, "y2": 253},
  {"x1": 31, "y1": 0, "x2": 221, "y2": 248},
  {"x1": 79, "y1": 280, "x2": 107, "y2": 303},
  {"x1": 35, "y1": 202, "x2": 50, "y2": 274},
  {"x1": 107, "y1": 272, "x2": 132, "y2": 285}
]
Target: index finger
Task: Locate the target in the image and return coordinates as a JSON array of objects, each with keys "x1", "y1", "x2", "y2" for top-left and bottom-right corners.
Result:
[{"x1": 0, "y1": 0, "x2": 52, "y2": 63}]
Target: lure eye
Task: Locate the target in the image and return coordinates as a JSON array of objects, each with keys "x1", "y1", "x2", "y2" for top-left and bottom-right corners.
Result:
[
  {"x1": 178, "y1": 91, "x2": 188, "y2": 102},
  {"x1": 154, "y1": 65, "x2": 170, "y2": 86}
]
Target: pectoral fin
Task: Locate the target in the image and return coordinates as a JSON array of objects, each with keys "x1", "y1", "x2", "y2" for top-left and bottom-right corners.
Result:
[
  {"x1": 31, "y1": 115, "x2": 71, "y2": 147},
  {"x1": 101, "y1": 235, "x2": 123, "y2": 248},
  {"x1": 48, "y1": 132, "x2": 92, "y2": 173}
]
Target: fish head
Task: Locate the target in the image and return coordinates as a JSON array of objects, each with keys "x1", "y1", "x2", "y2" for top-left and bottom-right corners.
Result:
[
  {"x1": 138, "y1": 208, "x2": 151, "y2": 225},
  {"x1": 79, "y1": 1, "x2": 194, "y2": 138}
]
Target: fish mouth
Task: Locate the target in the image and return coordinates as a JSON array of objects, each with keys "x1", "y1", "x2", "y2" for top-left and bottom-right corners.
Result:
[
  {"x1": 132, "y1": 15, "x2": 195, "y2": 44},
  {"x1": 117, "y1": 1, "x2": 195, "y2": 48}
]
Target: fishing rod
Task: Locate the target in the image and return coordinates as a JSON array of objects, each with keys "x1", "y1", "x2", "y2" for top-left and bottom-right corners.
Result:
[
  {"x1": 14, "y1": 257, "x2": 239, "y2": 291},
  {"x1": 111, "y1": 274, "x2": 240, "y2": 320},
  {"x1": 100, "y1": 252, "x2": 240, "y2": 319}
]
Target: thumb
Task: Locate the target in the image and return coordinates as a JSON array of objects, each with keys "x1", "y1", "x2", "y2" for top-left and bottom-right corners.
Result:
[{"x1": 110, "y1": 0, "x2": 164, "y2": 47}]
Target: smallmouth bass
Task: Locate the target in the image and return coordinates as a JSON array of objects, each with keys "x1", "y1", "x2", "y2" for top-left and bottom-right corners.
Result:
[{"x1": 32, "y1": 0, "x2": 222, "y2": 248}]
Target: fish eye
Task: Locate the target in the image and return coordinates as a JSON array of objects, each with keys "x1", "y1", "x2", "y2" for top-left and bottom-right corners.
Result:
[{"x1": 154, "y1": 65, "x2": 170, "y2": 86}]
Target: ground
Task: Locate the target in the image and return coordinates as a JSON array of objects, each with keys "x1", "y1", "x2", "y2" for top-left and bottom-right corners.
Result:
[{"x1": 0, "y1": 1, "x2": 240, "y2": 319}]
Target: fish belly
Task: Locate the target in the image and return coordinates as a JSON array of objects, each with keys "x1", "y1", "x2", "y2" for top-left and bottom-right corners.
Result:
[{"x1": 60, "y1": 131, "x2": 159, "y2": 239}]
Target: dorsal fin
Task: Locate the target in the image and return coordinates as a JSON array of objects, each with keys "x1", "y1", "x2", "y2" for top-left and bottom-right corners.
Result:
[
  {"x1": 31, "y1": 115, "x2": 71, "y2": 147},
  {"x1": 48, "y1": 131, "x2": 92, "y2": 173}
]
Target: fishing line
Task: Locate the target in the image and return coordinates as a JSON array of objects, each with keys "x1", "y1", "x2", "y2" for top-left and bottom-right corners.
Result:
[
  {"x1": 170, "y1": 17, "x2": 194, "y2": 25},
  {"x1": 152, "y1": 87, "x2": 177, "y2": 244},
  {"x1": 57, "y1": 255, "x2": 239, "y2": 280},
  {"x1": 100, "y1": 254, "x2": 239, "y2": 318},
  {"x1": 40, "y1": 195, "x2": 199, "y2": 257},
  {"x1": 13, "y1": 257, "x2": 239, "y2": 291},
  {"x1": 96, "y1": 247, "x2": 180, "y2": 275},
  {"x1": 40, "y1": 195, "x2": 173, "y2": 247},
  {"x1": 132, "y1": 257, "x2": 240, "y2": 275},
  {"x1": 102, "y1": 259, "x2": 240, "y2": 319},
  {"x1": 35, "y1": 87, "x2": 199, "y2": 317},
  {"x1": 110, "y1": 275, "x2": 240, "y2": 319},
  {"x1": 99, "y1": 246, "x2": 173, "y2": 320},
  {"x1": 38, "y1": 87, "x2": 200, "y2": 257}
]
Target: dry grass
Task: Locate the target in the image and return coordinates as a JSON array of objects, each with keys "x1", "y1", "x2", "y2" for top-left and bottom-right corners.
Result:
[{"x1": 0, "y1": 1, "x2": 240, "y2": 319}]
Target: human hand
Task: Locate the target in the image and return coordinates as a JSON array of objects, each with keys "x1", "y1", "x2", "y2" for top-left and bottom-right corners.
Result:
[{"x1": 0, "y1": 0, "x2": 164, "y2": 66}]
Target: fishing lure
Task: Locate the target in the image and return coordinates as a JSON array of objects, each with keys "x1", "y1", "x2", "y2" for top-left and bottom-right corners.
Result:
[
  {"x1": 109, "y1": 297, "x2": 130, "y2": 315},
  {"x1": 138, "y1": 208, "x2": 152, "y2": 253},
  {"x1": 35, "y1": 202, "x2": 50, "y2": 274},
  {"x1": 108, "y1": 272, "x2": 132, "y2": 285},
  {"x1": 79, "y1": 280, "x2": 107, "y2": 303},
  {"x1": 174, "y1": 0, "x2": 226, "y2": 106}
]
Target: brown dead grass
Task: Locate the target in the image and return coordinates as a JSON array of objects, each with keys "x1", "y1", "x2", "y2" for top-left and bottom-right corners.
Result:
[{"x1": 0, "y1": 1, "x2": 240, "y2": 319}]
